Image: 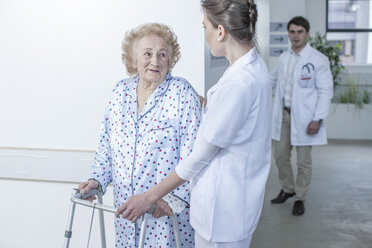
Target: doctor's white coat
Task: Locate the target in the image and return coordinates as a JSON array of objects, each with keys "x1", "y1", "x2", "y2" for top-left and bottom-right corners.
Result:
[{"x1": 271, "y1": 43, "x2": 333, "y2": 146}]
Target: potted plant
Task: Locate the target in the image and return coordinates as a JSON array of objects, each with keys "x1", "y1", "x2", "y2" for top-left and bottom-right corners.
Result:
[
  {"x1": 308, "y1": 33, "x2": 372, "y2": 140},
  {"x1": 337, "y1": 76, "x2": 371, "y2": 109},
  {"x1": 308, "y1": 32, "x2": 344, "y2": 88}
]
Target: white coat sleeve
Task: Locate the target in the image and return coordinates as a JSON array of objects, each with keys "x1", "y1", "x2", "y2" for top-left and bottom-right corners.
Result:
[
  {"x1": 313, "y1": 56, "x2": 334, "y2": 121},
  {"x1": 270, "y1": 64, "x2": 279, "y2": 89},
  {"x1": 175, "y1": 135, "x2": 220, "y2": 181}
]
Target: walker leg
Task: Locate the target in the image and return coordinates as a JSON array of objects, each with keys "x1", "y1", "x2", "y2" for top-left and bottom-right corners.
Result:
[
  {"x1": 138, "y1": 214, "x2": 149, "y2": 248},
  {"x1": 97, "y1": 194, "x2": 107, "y2": 248},
  {"x1": 171, "y1": 215, "x2": 181, "y2": 248},
  {"x1": 64, "y1": 189, "x2": 78, "y2": 248},
  {"x1": 138, "y1": 214, "x2": 181, "y2": 248}
]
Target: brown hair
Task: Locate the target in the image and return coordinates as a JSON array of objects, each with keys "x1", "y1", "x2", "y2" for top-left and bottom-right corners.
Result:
[
  {"x1": 287, "y1": 16, "x2": 310, "y2": 32},
  {"x1": 201, "y1": 0, "x2": 258, "y2": 45},
  {"x1": 121, "y1": 23, "x2": 180, "y2": 76}
]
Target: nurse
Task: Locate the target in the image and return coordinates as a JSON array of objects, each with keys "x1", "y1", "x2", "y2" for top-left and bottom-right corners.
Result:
[{"x1": 116, "y1": 0, "x2": 272, "y2": 247}]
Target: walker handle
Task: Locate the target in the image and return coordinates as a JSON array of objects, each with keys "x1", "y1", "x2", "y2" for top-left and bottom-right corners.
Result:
[{"x1": 74, "y1": 189, "x2": 101, "y2": 200}]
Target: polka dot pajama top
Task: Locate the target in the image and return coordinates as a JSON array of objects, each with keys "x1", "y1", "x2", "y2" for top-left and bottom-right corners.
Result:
[{"x1": 90, "y1": 73, "x2": 201, "y2": 247}]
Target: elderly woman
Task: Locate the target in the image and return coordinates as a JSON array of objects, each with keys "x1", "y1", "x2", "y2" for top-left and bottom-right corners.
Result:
[{"x1": 78, "y1": 23, "x2": 200, "y2": 247}]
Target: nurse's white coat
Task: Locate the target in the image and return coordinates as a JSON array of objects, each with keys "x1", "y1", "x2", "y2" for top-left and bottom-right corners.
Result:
[{"x1": 189, "y1": 48, "x2": 272, "y2": 242}]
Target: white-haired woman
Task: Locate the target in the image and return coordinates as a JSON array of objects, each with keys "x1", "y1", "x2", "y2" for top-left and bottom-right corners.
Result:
[{"x1": 79, "y1": 23, "x2": 200, "y2": 247}]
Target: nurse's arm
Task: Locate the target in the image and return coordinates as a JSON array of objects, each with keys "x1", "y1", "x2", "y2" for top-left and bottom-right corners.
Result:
[
  {"x1": 115, "y1": 171, "x2": 185, "y2": 223},
  {"x1": 116, "y1": 136, "x2": 220, "y2": 222}
]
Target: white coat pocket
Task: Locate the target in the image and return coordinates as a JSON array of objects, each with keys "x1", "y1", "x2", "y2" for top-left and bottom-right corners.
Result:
[
  {"x1": 299, "y1": 63, "x2": 315, "y2": 88},
  {"x1": 299, "y1": 73, "x2": 315, "y2": 88}
]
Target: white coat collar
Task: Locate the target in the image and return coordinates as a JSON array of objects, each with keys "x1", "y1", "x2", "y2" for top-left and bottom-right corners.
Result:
[
  {"x1": 224, "y1": 47, "x2": 258, "y2": 81},
  {"x1": 289, "y1": 43, "x2": 312, "y2": 58},
  {"x1": 208, "y1": 47, "x2": 258, "y2": 98}
]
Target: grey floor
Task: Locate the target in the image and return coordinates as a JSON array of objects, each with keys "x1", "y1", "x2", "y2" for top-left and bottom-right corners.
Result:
[{"x1": 251, "y1": 139, "x2": 372, "y2": 248}]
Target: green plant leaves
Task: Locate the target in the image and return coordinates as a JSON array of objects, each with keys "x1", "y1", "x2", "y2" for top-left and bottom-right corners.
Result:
[{"x1": 308, "y1": 32, "x2": 345, "y2": 88}]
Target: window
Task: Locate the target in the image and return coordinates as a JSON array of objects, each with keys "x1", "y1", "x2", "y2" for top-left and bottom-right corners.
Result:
[{"x1": 326, "y1": 0, "x2": 372, "y2": 65}]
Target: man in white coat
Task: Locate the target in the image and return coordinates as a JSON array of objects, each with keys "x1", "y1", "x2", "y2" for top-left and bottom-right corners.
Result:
[{"x1": 270, "y1": 16, "x2": 333, "y2": 216}]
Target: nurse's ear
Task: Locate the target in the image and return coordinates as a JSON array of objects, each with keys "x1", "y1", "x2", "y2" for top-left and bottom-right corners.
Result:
[{"x1": 216, "y1": 24, "x2": 226, "y2": 42}]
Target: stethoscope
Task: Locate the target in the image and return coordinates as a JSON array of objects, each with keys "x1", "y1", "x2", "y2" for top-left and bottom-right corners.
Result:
[
  {"x1": 301, "y1": 63, "x2": 315, "y2": 73},
  {"x1": 300, "y1": 63, "x2": 315, "y2": 88}
]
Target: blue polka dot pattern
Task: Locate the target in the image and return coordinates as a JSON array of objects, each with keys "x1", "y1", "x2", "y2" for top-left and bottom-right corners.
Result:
[{"x1": 90, "y1": 73, "x2": 201, "y2": 247}]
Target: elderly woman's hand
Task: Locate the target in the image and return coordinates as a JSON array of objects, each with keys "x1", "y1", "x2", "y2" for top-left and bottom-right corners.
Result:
[
  {"x1": 152, "y1": 199, "x2": 173, "y2": 218},
  {"x1": 78, "y1": 180, "x2": 99, "y2": 201}
]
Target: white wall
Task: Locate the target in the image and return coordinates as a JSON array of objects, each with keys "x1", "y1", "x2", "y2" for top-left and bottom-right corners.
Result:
[
  {"x1": 0, "y1": 0, "x2": 204, "y2": 151},
  {"x1": 0, "y1": 1, "x2": 204, "y2": 247},
  {"x1": 0, "y1": 148, "x2": 117, "y2": 248},
  {"x1": 306, "y1": 0, "x2": 327, "y2": 36},
  {"x1": 0, "y1": 178, "x2": 116, "y2": 248}
]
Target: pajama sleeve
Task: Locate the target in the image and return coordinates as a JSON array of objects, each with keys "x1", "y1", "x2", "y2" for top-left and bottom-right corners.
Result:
[
  {"x1": 172, "y1": 82, "x2": 201, "y2": 202},
  {"x1": 89, "y1": 84, "x2": 119, "y2": 193}
]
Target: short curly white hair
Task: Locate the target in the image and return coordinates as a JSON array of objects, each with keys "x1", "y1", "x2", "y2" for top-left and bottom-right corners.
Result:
[{"x1": 121, "y1": 23, "x2": 181, "y2": 76}]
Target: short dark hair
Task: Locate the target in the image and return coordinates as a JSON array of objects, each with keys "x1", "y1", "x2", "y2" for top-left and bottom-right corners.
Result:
[{"x1": 287, "y1": 16, "x2": 310, "y2": 32}]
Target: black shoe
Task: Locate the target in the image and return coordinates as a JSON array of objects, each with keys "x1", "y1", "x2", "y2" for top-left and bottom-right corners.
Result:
[
  {"x1": 270, "y1": 189, "x2": 295, "y2": 204},
  {"x1": 292, "y1": 200, "x2": 305, "y2": 216}
]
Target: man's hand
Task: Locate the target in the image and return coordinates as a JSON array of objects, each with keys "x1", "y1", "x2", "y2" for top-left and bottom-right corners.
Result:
[
  {"x1": 152, "y1": 199, "x2": 173, "y2": 218},
  {"x1": 115, "y1": 194, "x2": 154, "y2": 223},
  {"x1": 306, "y1": 121, "x2": 321, "y2": 135}
]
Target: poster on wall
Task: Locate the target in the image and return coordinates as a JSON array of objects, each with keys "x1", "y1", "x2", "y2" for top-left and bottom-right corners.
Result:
[
  {"x1": 270, "y1": 34, "x2": 288, "y2": 45},
  {"x1": 270, "y1": 22, "x2": 288, "y2": 57},
  {"x1": 270, "y1": 47, "x2": 288, "y2": 57},
  {"x1": 270, "y1": 22, "x2": 287, "y2": 32}
]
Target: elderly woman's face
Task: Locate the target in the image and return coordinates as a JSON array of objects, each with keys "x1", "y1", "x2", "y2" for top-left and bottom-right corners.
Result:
[{"x1": 135, "y1": 34, "x2": 169, "y2": 85}]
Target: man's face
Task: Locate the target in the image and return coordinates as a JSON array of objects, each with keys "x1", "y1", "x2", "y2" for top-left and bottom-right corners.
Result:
[{"x1": 288, "y1": 24, "x2": 309, "y2": 52}]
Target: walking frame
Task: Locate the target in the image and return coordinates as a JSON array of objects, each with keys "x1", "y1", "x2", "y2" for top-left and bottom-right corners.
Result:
[{"x1": 64, "y1": 188, "x2": 181, "y2": 248}]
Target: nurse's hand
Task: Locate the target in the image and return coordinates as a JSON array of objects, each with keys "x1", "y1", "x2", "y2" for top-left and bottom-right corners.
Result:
[
  {"x1": 78, "y1": 180, "x2": 99, "y2": 201},
  {"x1": 152, "y1": 199, "x2": 173, "y2": 218},
  {"x1": 115, "y1": 194, "x2": 153, "y2": 223},
  {"x1": 199, "y1": 95, "x2": 207, "y2": 108},
  {"x1": 306, "y1": 121, "x2": 321, "y2": 135}
]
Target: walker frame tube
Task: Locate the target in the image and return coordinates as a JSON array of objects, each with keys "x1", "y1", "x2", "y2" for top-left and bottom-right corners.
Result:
[{"x1": 64, "y1": 189, "x2": 181, "y2": 248}]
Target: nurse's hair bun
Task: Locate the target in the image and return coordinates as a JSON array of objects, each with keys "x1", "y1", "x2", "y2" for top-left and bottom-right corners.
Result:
[
  {"x1": 247, "y1": 0, "x2": 257, "y2": 40},
  {"x1": 201, "y1": 0, "x2": 258, "y2": 46}
]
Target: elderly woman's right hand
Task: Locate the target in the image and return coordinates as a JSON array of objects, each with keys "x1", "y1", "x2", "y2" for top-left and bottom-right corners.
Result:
[{"x1": 78, "y1": 180, "x2": 99, "y2": 201}]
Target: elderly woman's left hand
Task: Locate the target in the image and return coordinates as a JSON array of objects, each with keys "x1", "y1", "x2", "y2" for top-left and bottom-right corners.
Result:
[
  {"x1": 152, "y1": 199, "x2": 173, "y2": 218},
  {"x1": 115, "y1": 194, "x2": 153, "y2": 223}
]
